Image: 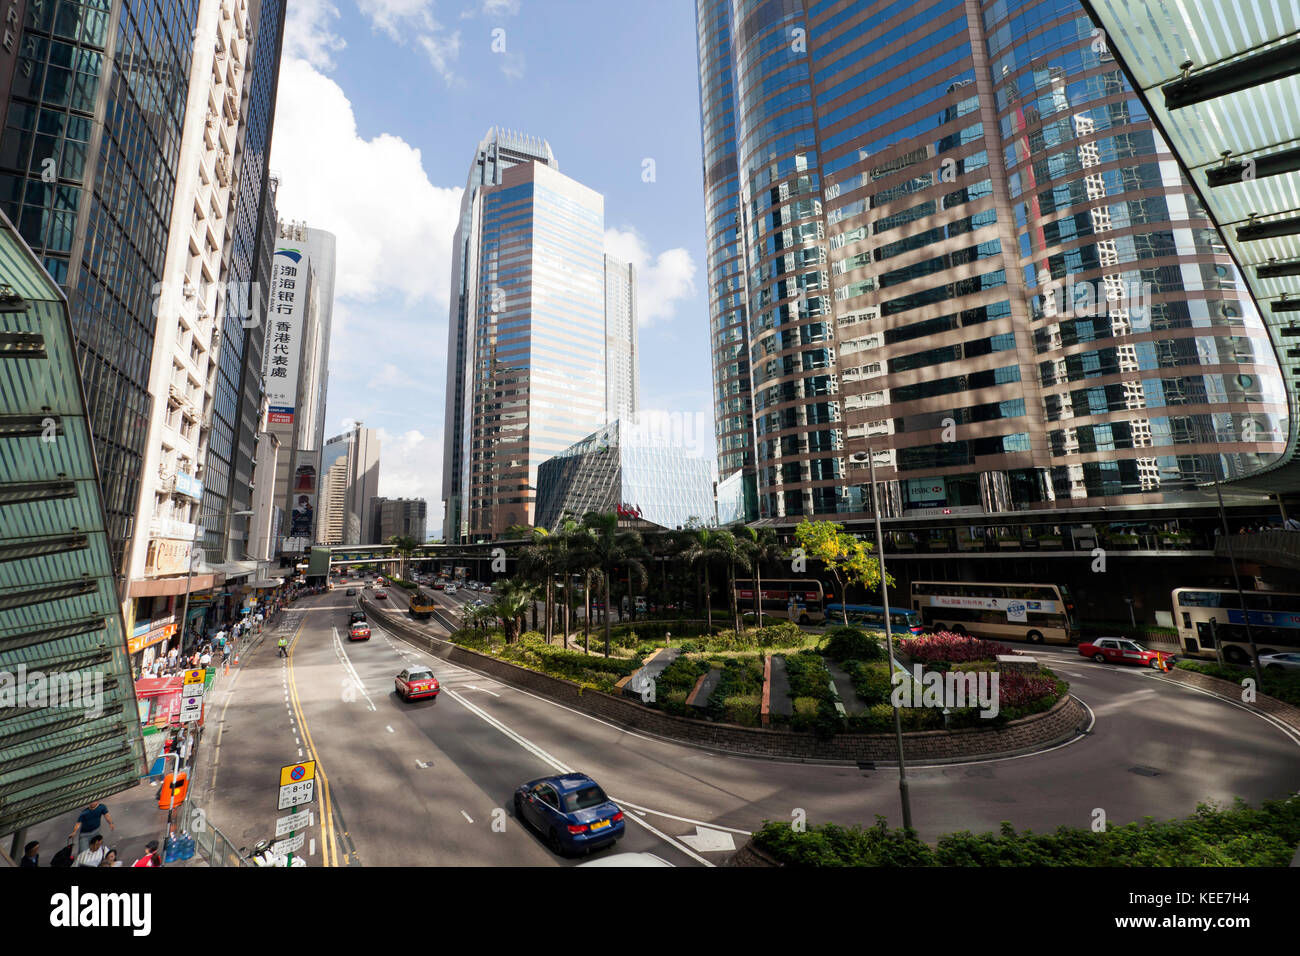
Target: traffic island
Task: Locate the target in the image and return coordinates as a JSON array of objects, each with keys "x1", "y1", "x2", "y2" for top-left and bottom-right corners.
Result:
[{"x1": 363, "y1": 601, "x2": 1089, "y2": 763}]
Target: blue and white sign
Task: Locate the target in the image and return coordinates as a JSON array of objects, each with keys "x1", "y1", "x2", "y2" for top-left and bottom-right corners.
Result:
[
  {"x1": 174, "y1": 472, "x2": 203, "y2": 500},
  {"x1": 1006, "y1": 601, "x2": 1028, "y2": 623}
]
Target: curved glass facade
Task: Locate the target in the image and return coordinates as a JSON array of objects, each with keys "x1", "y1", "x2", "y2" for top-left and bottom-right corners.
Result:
[{"x1": 695, "y1": 0, "x2": 1288, "y2": 521}]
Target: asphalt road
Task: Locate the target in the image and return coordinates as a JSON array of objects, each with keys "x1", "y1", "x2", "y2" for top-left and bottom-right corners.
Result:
[{"x1": 203, "y1": 589, "x2": 1300, "y2": 866}]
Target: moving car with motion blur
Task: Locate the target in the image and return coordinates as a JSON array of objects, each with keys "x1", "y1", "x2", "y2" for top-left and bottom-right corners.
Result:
[
  {"x1": 348, "y1": 621, "x2": 371, "y2": 641},
  {"x1": 1078, "y1": 637, "x2": 1174, "y2": 669},
  {"x1": 395, "y1": 666, "x2": 440, "y2": 701},
  {"x1": 513, "y1": 773, "x2": 624, "y2": 856},
  {"x1": 1258, "y1": 651, "x2": 1300, "y2": 672}
]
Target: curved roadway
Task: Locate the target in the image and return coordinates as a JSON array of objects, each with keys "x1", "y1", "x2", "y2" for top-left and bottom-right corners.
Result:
[{"x1": 201, "y1": 588, "x2": 1300, "y2": 866}]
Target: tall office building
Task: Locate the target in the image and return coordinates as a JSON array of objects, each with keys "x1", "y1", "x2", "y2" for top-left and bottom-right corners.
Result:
[
  {"x1": 202, "y1": 0, "x2": 287, "y2": 564},
  {"x1": 0, "y1": 0, "x2": 200, "y2": 577},
  {"x1": 318, "y1": 454, "x2": 348, "y2": 545},
  {"x1": 318, "y1": 422, "x2": 380, "y2": 544},
  {"x1": 265, "y1": 220, "x2": 335, "y2": 551},
  {"x1": 605, "y1": 255, "x2": 639, "y2": 420},
  {"x1": 452, "y1": 159, "x2": 612, "y2": 540},
  {"x1": 372, "y1": 497, "x2": 428, "y2": 543},
  {"x1": 442, "y1": 128, "x2": 558, "y2": 542},
  {"x1": 694, "y1": 0, "x2": 1287, "y2": 526},
  {"x1": 122, "y1": 0, "x2": 255, "y2": 655}
]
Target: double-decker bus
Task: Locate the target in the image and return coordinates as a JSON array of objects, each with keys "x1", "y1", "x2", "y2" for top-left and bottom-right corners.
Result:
[
  {"x1": 825, "y1": 603, "x2": 924, "y2": 635},
  {"x1": 1171, "y1": 587, "x2": 1300, "y2": 664},
  {"x1": 735, "y1": 579, "x2": 828, "y2": 624},
  {"x1": 909, "y1": 581, "x2": 1077, "y2": 644}
]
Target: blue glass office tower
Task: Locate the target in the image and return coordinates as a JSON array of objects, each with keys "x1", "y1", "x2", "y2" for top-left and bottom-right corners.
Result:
[
  {"x1": 695, "y1": 0, "x2": 1288, "y2": 524},
  {"x1": 0, "y1": 0, "x2": 199, "y2": 575}
]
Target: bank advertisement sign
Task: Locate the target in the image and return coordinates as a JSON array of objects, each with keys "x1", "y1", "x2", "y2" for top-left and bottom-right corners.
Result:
[{"x1": 263, "y1": 246, "x2": 309, "y2": 421}]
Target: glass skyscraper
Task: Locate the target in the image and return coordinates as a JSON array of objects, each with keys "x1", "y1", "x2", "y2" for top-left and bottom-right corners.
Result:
[
  {"x1": 442, "y1": 128, "x2": 558, "y2": 543},
  {"x1": 442, "y1": 132, "x2": 641, "y2": 542},
  {"x1": 0, "y1": 0, "x2": 200, "y2": 574},
  {"x1": 695, "y1": 0, "x2": 1288, "y2": 524}
]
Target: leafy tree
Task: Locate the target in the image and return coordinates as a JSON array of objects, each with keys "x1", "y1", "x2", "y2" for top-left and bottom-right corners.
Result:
[
  {"x1": 387, "y1": 535, "x2": 418, "y2": 580},
  {"x1": 793, "y1": 519, "x2": 893, "y2": 626}
]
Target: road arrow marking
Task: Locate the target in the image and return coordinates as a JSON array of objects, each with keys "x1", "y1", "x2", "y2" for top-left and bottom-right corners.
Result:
[{"x1": 679, "y1": 826, "x2": 736, "y2": 853}]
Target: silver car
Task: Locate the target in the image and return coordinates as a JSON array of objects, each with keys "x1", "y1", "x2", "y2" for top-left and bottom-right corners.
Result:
[{"x1": 1258, "y1": 651, "x2": 1300, "y2": 672}]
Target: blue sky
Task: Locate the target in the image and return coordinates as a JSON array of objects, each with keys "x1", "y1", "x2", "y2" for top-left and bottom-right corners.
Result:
[{"x1": 269, "y1": 0, "x2": 716, "y2": 536}]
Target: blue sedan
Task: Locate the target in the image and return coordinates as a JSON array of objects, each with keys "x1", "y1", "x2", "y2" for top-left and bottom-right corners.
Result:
[{"x1": 514, "y1": 774, "x2": 625, "y2": 856}]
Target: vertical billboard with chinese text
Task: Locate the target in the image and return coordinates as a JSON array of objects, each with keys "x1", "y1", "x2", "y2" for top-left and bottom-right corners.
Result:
[{"x1": 263, "y1": 246, "x2": 309, "y2": 423}]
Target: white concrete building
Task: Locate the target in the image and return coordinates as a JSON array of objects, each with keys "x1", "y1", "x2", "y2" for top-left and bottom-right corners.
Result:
[{"x1": 124, "y1": 0, "x2": 253, "y2": 637}]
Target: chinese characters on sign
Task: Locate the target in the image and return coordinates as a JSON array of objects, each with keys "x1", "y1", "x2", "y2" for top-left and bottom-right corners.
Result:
[{"x1": 262, "y1": 246, "x2": 308, "y2": 422}]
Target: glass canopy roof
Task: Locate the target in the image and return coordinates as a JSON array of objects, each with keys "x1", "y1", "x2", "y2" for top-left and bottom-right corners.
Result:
[
  {"x1": 0, "y1": 211, "x2": 146, "y2": 836},
  {"x1": 1082, "y1": 0, "x2": 1300, "y2": 491}
]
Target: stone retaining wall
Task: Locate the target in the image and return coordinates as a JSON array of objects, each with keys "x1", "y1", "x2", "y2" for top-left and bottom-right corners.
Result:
[{"x1": 364, "y1": 601, "x2": 1089, "y2": 763}]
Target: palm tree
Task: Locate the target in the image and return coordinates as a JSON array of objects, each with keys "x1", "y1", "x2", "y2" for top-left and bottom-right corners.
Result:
[
  {"x1": 737, "y1": 526, "x2": 782, "y2": 628},
  {"x1": 461, "y1": 603, "x2": 493, "y2": 632},
  {"x1": 709, "y1": 529, "x2": 752, "y2": 633},
  {"x1": 485, "y1": 579, "x2": 536, "y2": 644},
  {"x1": 387, "y1": 534, "x2": 419, "y2": 581},
  {"x1": 582, "y1": 511, "x2": 647, "y2": 657},
  {"x1": 518, "y1": 527, "x2": 567, "y2": 644},
  {"x1": 680, "y1": 527, "x2": 721, "y2": 632}
]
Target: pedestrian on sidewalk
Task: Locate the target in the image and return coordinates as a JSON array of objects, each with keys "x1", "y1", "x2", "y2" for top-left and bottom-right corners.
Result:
[
  {"x1": 75, "y1": 835, "x2": 107, "y2": 867},
  {"x1": 222, "y1": 641, "x2": 232, "y2": 674},
  {"x1": 98, "y1": 848, "x2": 120, "y2": 867},
  {"x1": 132, "y1": 840, "x2": 162, "y2": 867},
  {"x1": 69, "y1": 800, "x2": 115, "y2": 854},
  {"x1": 20, "y1": 841, "x2": 39, "y2": 867},
  {"x1": 200, "y1": 649, "x2": 212, "y2": 668}
]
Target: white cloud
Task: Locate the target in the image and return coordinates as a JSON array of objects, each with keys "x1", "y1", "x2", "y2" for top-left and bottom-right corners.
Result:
[
  {"x1": 375, "y1": 427, "x2": 445, "y2": 533},
  {"x1": 284, "y1": 0, "x2": 347, "y2": 71},
  {"x1": 462, "y1": 0, "x2": 521, "y2": 17},
  {"x1": 357, "y1": 0, "x2": 435, "y2": 38},
  {"x1": 418, "y1": 30, "x2": 463, "y2": 84},
  {"x1": 604, "y1": 227, "x2": 697, "y2": 325},
  {"x1": 270, "y1": 57, "x2": 463, "y2": 308}
]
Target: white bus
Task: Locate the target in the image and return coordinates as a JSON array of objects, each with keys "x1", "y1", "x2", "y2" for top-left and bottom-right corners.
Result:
[
  {"x1": 909, "y1": 580, "x2": 1077, "y2": 645},
  {"x1": 1171, "y1": 587, "x2": 1300, "y2": 664}
]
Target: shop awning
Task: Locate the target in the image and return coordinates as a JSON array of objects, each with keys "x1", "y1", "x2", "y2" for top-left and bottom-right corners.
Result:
[
  {"x1": 127, "y1": 573, "x2": 219, "y2": 597},
  {"x1": 247, "y1": 577, "x2": 285, "y2": 589}
]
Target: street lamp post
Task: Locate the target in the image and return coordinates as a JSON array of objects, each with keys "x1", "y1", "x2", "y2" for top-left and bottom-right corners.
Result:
[
  {"x1": 861, "y1": 448, "x2": 913, "y2": 832},
  {"x1": 1211, "y1": 459, "x2": 1265, "y2": 689}
]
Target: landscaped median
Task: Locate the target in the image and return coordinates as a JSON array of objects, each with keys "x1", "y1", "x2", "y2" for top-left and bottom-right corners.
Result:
[
  {"x1": 728, "y1": 795, "x2": 1300, "y2": 866},
  {"x1": 362, "y1": 601, "x2": 1086, "y2": 762}
]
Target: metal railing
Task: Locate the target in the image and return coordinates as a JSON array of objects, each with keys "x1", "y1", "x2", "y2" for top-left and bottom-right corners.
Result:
[
  {"x1": 1214, "y1": 530, "x2": 1300, "y2": 571},
  {"x1": 189, "y1": 806, "x2": 249, "y2": 867}
]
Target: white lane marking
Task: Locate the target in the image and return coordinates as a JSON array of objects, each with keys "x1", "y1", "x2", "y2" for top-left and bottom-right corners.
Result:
[
  {"x1": 441, "y1": 688, "x2": 714, "y2": 867},
  {"x1": 461, "y1": 810, "x2": 474, "y2": 823},
  {"x1": 386, "y1": 725, "x2": 394, "y2": 733},
  {"x1": 1143, "y1": 672, "x2": 1300, "y2": 748},
  {"x1": 680, "y1": 826, "x2": 736, "y2": 852},
  {"x1": 613, "y1": 800, "x2": 752, "y2": 835},
  {"x1": 310, "y1": 839, "x2": 316, "y2": 856},
  {"x1": 417, "y1": 760, "x2": 430, "y2": 768},
  {"x1": 332, "y1": 625, "x2": 378, "y2": 711},
  {"x1": 299, "y1": 749, "x2": 304, "y2": 758},
  {"x1": 464, "y1": 684, "x2": 501, "y2": 697}
]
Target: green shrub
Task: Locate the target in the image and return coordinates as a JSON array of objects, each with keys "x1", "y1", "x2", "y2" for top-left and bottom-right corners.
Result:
[
  {"x1": 1176, "y1": 659, "x2": 1300, "y2": 707},
  {"x1": 519, "y1": 630, "x2": 544, "y2": 645},
  {"x1": 823, "y1": 626, "x2": 884, "y2": 662},
  {"x1": 661, "y1": 689, "x2": 690, "y2": 716},
  {"x1": 792, "y1": 696, "x2": 820, "y2": 720},
  {"x1": 755, "y1": 621, "x2": 808, "y2": 648},
  {"x1": 844, "y1": 660, "x2": 893, "y2": 706},
  {"x1": 784, "y1": 650, "x2": 835, "y2": 702},
  {"x1": 656, "y1": 657, "x2": 708, "y2": 697},
  {"x1": 750, "y1": 796, "x2": 1300, "y2": 867},
  {"x1": 675, "y1": 640, "x2": 701, "y2": 654},
  {"x1": 722, "y1": 694, "x2": 761, "y2": 727}
]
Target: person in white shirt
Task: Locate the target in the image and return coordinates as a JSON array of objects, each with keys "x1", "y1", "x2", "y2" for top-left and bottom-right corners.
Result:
[{"x1": 76, "y1": 835, "x2": 108, "y2": 867}]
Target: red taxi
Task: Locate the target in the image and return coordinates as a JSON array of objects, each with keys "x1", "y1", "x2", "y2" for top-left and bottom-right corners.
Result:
[
  {"x1": 348, "y1": 621, "x2": 371, "y2": 642},
  {"x1": 1078, "y1": 637, "x2": 1174, "y2": 669},
  {"x1": 395, "y1": 666, "x2": 439, "y2": 701}
]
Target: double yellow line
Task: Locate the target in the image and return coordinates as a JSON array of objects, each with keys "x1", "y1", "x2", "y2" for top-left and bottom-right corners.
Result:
[{"x1": 286, "y1": 614, "x2": 341, "y2": 866}]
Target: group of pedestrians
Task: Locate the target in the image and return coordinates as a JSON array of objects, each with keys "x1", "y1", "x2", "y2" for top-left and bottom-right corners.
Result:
[{"x1": 20, "y1": 800, "x2": 163, "y2": 868}]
